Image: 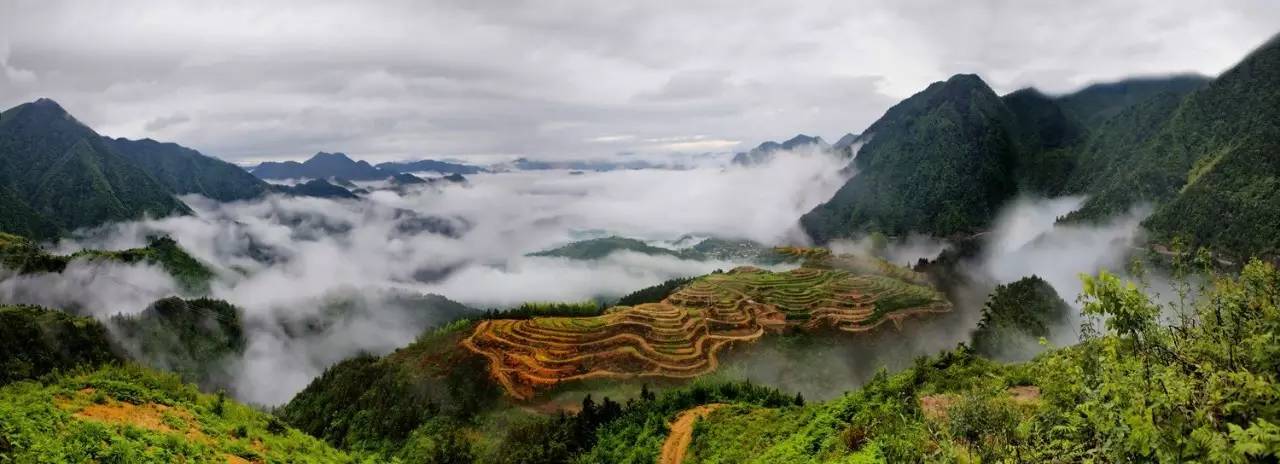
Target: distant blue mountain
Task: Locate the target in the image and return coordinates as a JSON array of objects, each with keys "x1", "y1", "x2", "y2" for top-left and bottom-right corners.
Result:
[
  {"x1": 731, "y1": 134, "x2": 830, "y2": 165},
  {"x1": 252, "y1": 152, "x2": 391, "y2": 180},
  {"x1": 376, "y1": 159, "x2": 486, "y2": 175}
]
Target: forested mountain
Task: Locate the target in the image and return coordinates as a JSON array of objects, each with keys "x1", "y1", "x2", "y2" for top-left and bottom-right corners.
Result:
[
  {"x1": 832, "y1": 132, "x2": 860, "y2": 151},
  {"x1": 0, "y1": 99, "x2": 190, "y2": 239},
  {"x1": 110, "y1": 297, "x2": 247, "y2": 391},
  {"x1": 269, "y1": 178, "x2": 359, "y2": 199},
  {"x1": 252, "y1": 151, "x2": 391, "y2": 180},
  {"x1": 1088, "y1": 35, "x2": 1280, "y2": 259},
  {"x1": 1055, "y1": 74, "x2": 1209, "y2": 130},
  {"x1": 732, "y1": 134, "x2": 831, "y2": 165},
  {"x1": 103, "y1": 137, "x2": 268, "y2": 202},
  {"x1": 802, "y1": 34, "x2": 1275, "y2": 259},
  {"x1": 376, "y1": 158, "x2": 486, "y2": 175},
  {"x1": 801, "y1": 74, "x2": 1023, "y2": 242}
]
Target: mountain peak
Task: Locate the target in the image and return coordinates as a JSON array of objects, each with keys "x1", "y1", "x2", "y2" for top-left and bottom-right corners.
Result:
[
  {"x1": 832, "y1": 132, "x2": 861, "y2": 151},
  {"x1": 944, "y1": 73, "x2": 987, "y2": 87},
  {"x1": 310, "y1": 152, "x2": 353, "y2": 162},
  {"x1": 782, "y1": 134, "x2": 823, "y2": 147},
  {"x1": 30, "y1": 98, "x2": 66, "y2": 110},
  {"x1": 12, "y1": 98, "x2": 73, "y2": 121}
]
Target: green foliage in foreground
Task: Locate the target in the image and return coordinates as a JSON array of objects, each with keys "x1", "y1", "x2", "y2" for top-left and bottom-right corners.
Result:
[
  {"x1": 970, "y1": 275, "x2": 1072, "y2": 359},
  {"x1": 0, "y1": 233, "x2": 214, "y2": 294},
  {"x1": 0, "y1": 305, "x2": 122, "y2": 387},
  {"x1": 0, "y1": 364, "x2": 355, "y2": 463},
  {"x1": 279, "y1": 320, "x2": 502, "y2": 456},
  {"x1": 675, "y1": 259, "x2": 1280, "y2": 463},
  {"x1": 575, "y1": 381, "x2": 797, "y2": 464}
]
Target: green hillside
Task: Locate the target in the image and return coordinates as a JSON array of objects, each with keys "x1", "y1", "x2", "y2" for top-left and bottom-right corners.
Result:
[
  {"x1": 800, "y1": 34, "x2": 1274, "y2": 260},
  {"x1": 278, "y1": 320, "x2": 501, "y2": 457},
  {"x1": 969, "y1": 275, "x2": 1072, "y2": 359},
  {"x1": 0, "y1": 233, "x2": 215, "y2": 294},
  {"x1": 1067, "y1": 36, "x2": 1280, "y2": 225},
  {"x1": 110, "y1": 297, "x2": 247, "y2": 392},
  {"x1": 104, "y1": 137, "x2": 268, "y2": 202},
  {"x1": 0, "y1": 305, "x2": 123, "y2": 386},
  {"x1": 801, "y1": 74, "x2": 1022, "y2": 241},
  {"x1": 1056, "y1": 74, "x2": 1208, "y2": 129},
  {"x1": 1135, "y1": 36, "x2": 1280, "y2": 259},
  {"x1": 0, "y1": 365, "x2": 354, "y2": 463},
  {"x1": 0, "y1": 99, "x2": 190, "y2": 239}
]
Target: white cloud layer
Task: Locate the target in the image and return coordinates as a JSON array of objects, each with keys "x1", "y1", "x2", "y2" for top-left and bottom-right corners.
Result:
[{"x1": 0, "y1": 150, "x2": 847, "y2": 404}]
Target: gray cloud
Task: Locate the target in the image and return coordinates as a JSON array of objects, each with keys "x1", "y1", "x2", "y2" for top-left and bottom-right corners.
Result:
[
  {"x1": 144, "y1": 113, "x2": 190, "y2": 132},
  {"x1": 0, "y1": 0, "x2": 1276, "y2": 163}
]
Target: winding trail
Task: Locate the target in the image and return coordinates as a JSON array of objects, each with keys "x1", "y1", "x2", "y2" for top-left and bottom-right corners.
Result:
[{"x1": 659, "y1": 404, "x2": 726, "y2": 464}]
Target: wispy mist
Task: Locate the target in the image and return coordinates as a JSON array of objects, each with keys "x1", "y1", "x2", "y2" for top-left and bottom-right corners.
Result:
[
  {"x1": 723, "y1": 194, "x2": 1149, "y2": 398},
  {"x1": 0, "y1": 149, "x2": 848, "y2": 404}
]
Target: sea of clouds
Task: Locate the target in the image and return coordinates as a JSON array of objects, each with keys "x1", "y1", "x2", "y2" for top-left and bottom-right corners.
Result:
[{"x1": 2, "y1": 148, "x2": 851, "y2": 404}]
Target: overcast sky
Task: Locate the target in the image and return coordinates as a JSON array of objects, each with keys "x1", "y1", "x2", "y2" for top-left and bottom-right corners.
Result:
[{"x1": 1, "y1": 0, "x2": 1277, "y2": 163}]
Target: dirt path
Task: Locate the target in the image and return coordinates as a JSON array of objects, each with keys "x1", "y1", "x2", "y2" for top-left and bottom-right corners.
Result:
[{"x1": 659, "y1": 404, "x2": 726, "y2": 464}]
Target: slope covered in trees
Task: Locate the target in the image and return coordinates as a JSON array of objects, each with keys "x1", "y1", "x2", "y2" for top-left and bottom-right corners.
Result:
[
  {"x1": 1133, "y1": 36, "x2": 1280, "y2": 260},
  {"x1": 969, "y1": 275, "x2": 1072, "y2": 359},
  {"x1": 801, "y1": 74, "x2": 1023, "y2": 241},
  {"x1": 0, "y1": 233, "x2": 215, "y2": 294},
  {"x1": 1055, "y1": 74, "x2": 1208, "y2": 130},
  {"x1": 0, "y1": 365, "x2": 353, "y2": 463},
  {"x1": 110, "y1": 297, "x2": 247, "y2": 392},
  {"x1": 0, "y1": 305, "x2": 122, "y2": 386},
  {"x1": 279, "y1": 321, "x2": 501, "y2": 456},
  {"x1": 0, "y1": 99, "x2": 190, "y2": 239},
  {"x1": 103, "y1": 137, "x2": 268, "y2": 202},
  {"x1": 801, "y1": 34, "x2": 1275, "y2": 261}
]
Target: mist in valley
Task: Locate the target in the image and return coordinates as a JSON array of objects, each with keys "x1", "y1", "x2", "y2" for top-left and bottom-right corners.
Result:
[
  {"x1": 0, "y1": 148, "x2": 851, "y2": 404},
  {"x1": 721, "y1": 195, "x2": 1152, "y2": 400}
]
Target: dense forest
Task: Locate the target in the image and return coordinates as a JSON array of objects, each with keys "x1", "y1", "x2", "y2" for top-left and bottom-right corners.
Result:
[
  {"x1": 801, "y1": 74, "x2": 1023, "y2": 241},
  {"x1": 0, "y1": 99, "x2": 190, "y2": 239},
  {"x1": 803, "y1": 34, "x2": 1280, "y2": 262}
]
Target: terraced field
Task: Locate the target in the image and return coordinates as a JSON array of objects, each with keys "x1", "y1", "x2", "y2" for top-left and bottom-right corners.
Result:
[{"x1": 463, "y1": 249, "x2": 950, "y2": 399}]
